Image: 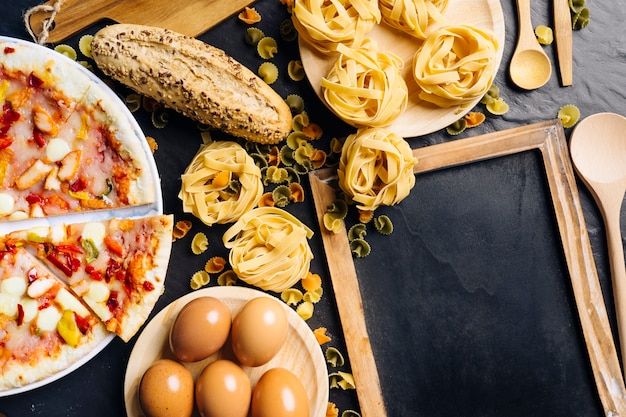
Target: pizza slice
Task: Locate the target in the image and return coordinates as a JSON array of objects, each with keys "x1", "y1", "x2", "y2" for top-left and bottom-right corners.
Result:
[
  {"x1": 0, "y1": 247, "x2": 109, "y2": 390},
  {"x1": 5, "y1": 214, "x2": 173, "y2": 342},
  {"x1": 0, "y1": 41, "x2": 155, "y2": 220}
]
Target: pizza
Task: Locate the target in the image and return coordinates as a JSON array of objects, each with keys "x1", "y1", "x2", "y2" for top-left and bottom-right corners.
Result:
[
  {"x1": 0, "y1": 247, "x2": 110, "y2": 390},
  {"x1": 0, "y1": 214, "x2": 173, "y2": 390},
  {"x1": 0, "y1": 41, "x2": 155, "y2": 220},
  {"x1": 0, "y1": 38, "x2": 171, "y2": 393}
]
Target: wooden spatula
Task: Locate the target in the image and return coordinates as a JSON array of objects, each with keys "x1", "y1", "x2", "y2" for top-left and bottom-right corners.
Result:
[{"x1": 28, "y1": 0, "x2": 256, "y2": 43}]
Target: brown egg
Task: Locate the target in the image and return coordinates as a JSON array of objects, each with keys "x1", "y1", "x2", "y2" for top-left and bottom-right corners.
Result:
[
  {"x1": 195, "y1": 359, "x2": 252, "y2": 417},
  {"x1": 169, "y1": 296, "x2": 231, "y2": 362},
  {"x1": 138, "y1": 359, "x2": 194, "y2": 417},
  {"x1": 231, "y1": 296, "x2": 288, "y2": 367},
  {"x1": 251, "y1": 367, "x2": 310, "y2": 417}
]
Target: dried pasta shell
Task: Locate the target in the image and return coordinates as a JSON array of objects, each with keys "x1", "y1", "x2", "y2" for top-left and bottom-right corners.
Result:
[
  {"x1": 348, "y1": 223, "x2": 367, "y2": 241},
  {"x1": 325, "y1": 347, "x2": 345, "y2": 367},
  {"x1": 557, "y1": 104, "x2": 580, "y2": 128},
  {"x1": 238, "y1": 6, "x2": 261, "y2": 24},
  {"x1": 179, "y1": 141, "x2": 263, "y2": 226},
  {"x1": 373, "y1": 214, "x2": 394, "y2": 235},
  {"x1": 191, "y1": 232, "x2": 209, "y2": 254},
  {"x1": 323, "y1": 213, "x2": 344, "y2": 233},
  {"x1": 314, "y1": 327, "x2": 332, "y2": 345},
  {"x1": 285, "y1": 94, "x2": 305, "y2": 114},
  {"x1": 258, "y1": 191, "x2": 276, "y2": 207},
  {"x1": 302, "y1": 271, "x2": 322, "y2": 292},
  {"x1": 292, "y1": 0, "x2": 381, "y2": 54},
  {"x1": 190, "y1": 270, "x2": 210, "y2": 290},
  {"x1": 326, "y1": 199, "x2": 348, "y2": 220},
  {"x1": 534, "y1": 25, "x2": 553, "y2": 45},
  {"x1": 280, "y1": 18, "x2": 299, "y2": 41},
  {"x1": 124, "y1": 93, "x2": 142, "y2": 112},
  {"x1": 446, "y1": 118, "x2": 467, "y2": 135},
  {"x1": 245, "y1": 27, "x2": 265, "y2": 45},
  {"x1": 54, "y1": 44, "x2": 77, "y2": 60},
  {"x1": 288, "y1": 60, "x2": 306, "y2": 81},
  {"x1": 304, "y1": 287, "x2": 323, "y2": 303},
  {"x1": 204, "y1": 256, "x2": 227, "y2": 274},
  {"x1": 329, "y1": 371, "x2": 356, "y2": 390},
  {"x1": 78, "y1": 34, "x2": 94, "y2": 58},
  {"x1": 289, "y1": 183, "x2": 305, "y2": 202},
  {"x1": 223, "y1": 207, "x2": 314, "y2": 292},
  {"x1": 272, "y1": 185, "x2": 292, "y2": 207},
  {"x1": 341, "y1": 410, "x2": 361, "y2": 417},
  {"x1": 217, "y1": 270, "x2": 238, "y2": 286},
  {"x1": 303, "y1": 122, "x2": 323, "y2": 140},
  {"x1": 281, "y1": 288, "x2": 304, "y2": 305},
  {"x1": 322, "y1": 41, "x2": 408, "y2": 128},
  {"x1": 258, "y1": 62, "x2": 279, "y2": 85},
  {"x1": 413, "y1": 24, "x2": 498, "y2": 108},
  {"x1": 485, "y1": 97, "x2": 509, "y2": 115},
  {"x1": 173, "y1": 219, "x2": 193, "y2": 240},
  {"x1": 464, "y1": 111, "x2": 486, "y2": 128},
  {"x1": 296, "y1": 300, "x2": 314, "y2": 320},
  {"x1": 572, "y1": 7, "x2": 590, "y2": 30},
  {"x1": 257, "y1": 37, "x2": 278, "y2": 59},
  {"x1": 350, "y1": 238, "x2": 371, "y2": 258},
  {"x1": 379, "y1": 0, "x2": 448, "y2": 40},
  {"x1": 338, "y1": 128, "x2": 417, "y2": 212}
]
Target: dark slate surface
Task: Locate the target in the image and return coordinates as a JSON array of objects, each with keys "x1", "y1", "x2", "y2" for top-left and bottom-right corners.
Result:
[{"x1": 1, "y1": 1, "x2": 625, "y2": 416}]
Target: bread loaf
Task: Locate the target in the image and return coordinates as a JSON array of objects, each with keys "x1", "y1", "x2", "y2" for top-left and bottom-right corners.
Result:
[{"x1": 91, "y1": 24, "x2": 292, "y2": 144}]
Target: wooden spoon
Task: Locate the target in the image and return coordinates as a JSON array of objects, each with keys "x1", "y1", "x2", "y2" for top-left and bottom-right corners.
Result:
[
  {"x1": 509, "y1": 0, "x2": 552, "y2": 90},
  {"x1": 570, "y1": 112, "x2": 626, "y2": 368}
]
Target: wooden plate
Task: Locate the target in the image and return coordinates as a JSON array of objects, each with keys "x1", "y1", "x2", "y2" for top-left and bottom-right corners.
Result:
[
  {"x1": 124, "y1": 286, "x2": 329, "y2": 417},
  {"x1": 298, "y1": 0, "x2": 505, "y2": 138}
]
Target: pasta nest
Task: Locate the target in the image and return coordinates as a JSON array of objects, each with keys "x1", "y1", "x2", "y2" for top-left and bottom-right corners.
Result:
[
  {"x1": 379, "y1": 0, "x2": 449, "y2": 40},
  {"x1": 338, "y1": 128, "x2": 417, "y2": 212},
  {"x1": 412, "y1": 24, "x2": 498, "y2": 108},
  {"x1": 223, "y1": 207, "x2": 314, "y2": 292},
  {"x1": 292, "y1": 0, "x2": 381, "y2": 53},
  {"x1": 179, "y1": 141, "x2": 263, "y2": 226},
  {"x1": 321, "y1": 41, "x2": 408, "y2": 128}
]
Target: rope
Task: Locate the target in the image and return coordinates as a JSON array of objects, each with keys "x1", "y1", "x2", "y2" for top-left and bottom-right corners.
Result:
[{"x1": 24, "y1": 0, "x2": 65, "y2": 45}]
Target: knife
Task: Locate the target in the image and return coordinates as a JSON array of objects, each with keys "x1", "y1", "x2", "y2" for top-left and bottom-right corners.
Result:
[{"x1": 554, "y1": 0, "x2": 573, "y2": 86}]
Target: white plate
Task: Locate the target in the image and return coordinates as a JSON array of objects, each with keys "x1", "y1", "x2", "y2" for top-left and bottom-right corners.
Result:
[
  {"x1": 299, "y1": 0, "x2": 506, "y2": 137},
  {"x1": 124, "y1": 286, "x2": 329, "y2": 417},
  {"x1": 0, "y1": 36, "x2": 162, "y2": 397}
]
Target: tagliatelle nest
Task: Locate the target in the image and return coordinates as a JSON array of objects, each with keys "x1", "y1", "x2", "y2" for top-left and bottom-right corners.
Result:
[
  {"x1": 379, "y1": 0, "x2": 449, "y2": 40},
  {"x1": 291, "y1": 0, "x2": 381, "y2": 53},
  {"x1": 412, "y1": 24, "x2": 498, "y2": 108},
  {"x1": 223, "y1": 207, "x2": 314, "y2": 292},
  {"x1": 338, "y1": 128, "x2": 417, "y2": 212},
  {"x1": 179, "y1": 141, "x2": 263, "y2": 226},
  {"x1": 322, "y1": 41, "x2": 408, "y2": 128}
]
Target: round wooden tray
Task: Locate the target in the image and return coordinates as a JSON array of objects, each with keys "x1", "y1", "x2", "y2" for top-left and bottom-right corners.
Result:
[
  {"x1": 124, "y1": 286, "x2": 329, "y2": 417},
  {"x1": 299, "y1": 0, "x2": 505, "y2": 138}
]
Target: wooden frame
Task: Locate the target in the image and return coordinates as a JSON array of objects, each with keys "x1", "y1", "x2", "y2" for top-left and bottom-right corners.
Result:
[{"x1": 309, "y1": 119, "x2": 626, "y2": 416}]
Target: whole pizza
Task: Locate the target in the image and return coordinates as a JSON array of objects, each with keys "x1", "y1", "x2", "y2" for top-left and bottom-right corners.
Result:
[{"x1": 0, "y1": 37, "x2": 172, "y2": 393}]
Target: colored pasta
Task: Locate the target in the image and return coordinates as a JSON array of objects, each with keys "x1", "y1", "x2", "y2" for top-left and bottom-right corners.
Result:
[
  {"x1": 179, "y1": 141, "x2": 263, "y2": 226},
  {"x1": 322, "y1": 41, "x2": 408, "y2": 128},
  {"x1": 223, "y1": 207, "x2": 314, "y2": 292},
  {"x1": 291, "y1": 0, "x2": 381, "y2": 53},
  {"x1": 379, "y1": 0, "x2": 449, "y2": 39},
  {"x1": 412, "y1": 24, "x2": 498, "y2": 108},
  {"x1": 338, "y1": 128, "x2": 417, "y2": 212}
]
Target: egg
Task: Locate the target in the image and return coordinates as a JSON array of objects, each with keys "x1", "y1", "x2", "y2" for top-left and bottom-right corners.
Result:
[
  {"x1": 169, "y1": 296, "x2": 231, "y2": 362},
  {"x1": 231, "y1": 296, "x2": 288, "y2": 367},
  {"x1": 251, "y1": 367, "x2": 310, "y2": 417},
  {"x1": 195, "y1": 359, "x2": 252, "y2": 417},
  {"x1": 138, "y1": 359, "x2": 194, "y2": 417}
]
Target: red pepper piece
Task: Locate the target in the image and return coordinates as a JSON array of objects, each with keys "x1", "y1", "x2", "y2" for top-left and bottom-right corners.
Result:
[
  {"x1": 46, "y1": 252, "x2": 73, "y2": 277},
  {"x1": 26, "y1": 193, "x2": 43, "y2": 205},
  {"x1": 3, "y1": 47, "x2": 15, "y2": 54},
  {"x1": 55, "y1": 244, "x2": 83, "y2": 254},
  {"x1": 106, "y1": 291, "x2": 120, "y2": 313},
  {"x1": 74, "y1": 312, "x2": 90, "y2": 334},
  {"x1": 16, "y1": 304, "x2": 24, "y2": 326},
  {"x1": 27, "y1": 267, "x2": 38, "y2": 283},
  {"x1": 85, "y1": 265, "x2": 104, "y2": 281},
  {"x1": 33, "y1": 128, "x2": 46, "y2": 147},
  {"x1": 28, "y1": 72, "x2": 44, "y2": 88},
  {"x1": 142, "y1": 281, "x2": 155, "y2": 292}
]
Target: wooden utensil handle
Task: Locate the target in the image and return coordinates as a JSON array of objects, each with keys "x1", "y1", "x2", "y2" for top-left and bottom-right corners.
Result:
[
  {"x1": 554, "y1": 0, "x2": 573, "y2": 86},
  {"x1": 28, "y1": 0, "x2": 109, "y2": 44}
]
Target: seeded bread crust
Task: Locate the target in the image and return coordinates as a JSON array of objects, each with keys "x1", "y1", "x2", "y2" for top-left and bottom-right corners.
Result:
[{"x1": 91, "y1": 24, "x2": 292, "y2": 144}]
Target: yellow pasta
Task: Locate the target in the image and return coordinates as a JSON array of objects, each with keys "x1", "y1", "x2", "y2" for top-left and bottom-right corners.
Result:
[
  {"x1": 338, "y1": 128, "x2": 417, "y2": 212},
  {"x1": 223, "y1": 207, "x2": 314, "y2": 292},
  {"x1": 292, "y1": 0, "x2": 381, "y2": 53},
  {"x1": 322, "y1": 41, "x2": 408, "y2": 128},
  {"x1": 379, "y1": 0, "x2": 448, "y2": 39},
  {"x1": 191, "y1": 232, "x2": 209, "y2": 255},
  {"x1": 179, "y1": 141, "x2": 263, "y2": 226},
  {"x1": 412, "y1": 24, "x2": 498, "y2": 108},
  {"x1": 172, "y1": 219, "x2": 193, "y2": 241},
  {"x1": 204, "y1": 256, "x2": 227, "y2": 274}
]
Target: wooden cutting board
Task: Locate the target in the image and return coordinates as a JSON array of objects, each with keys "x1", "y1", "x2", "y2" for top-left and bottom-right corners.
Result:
[{"x1": 28, "y1": 0, "x2": 256, "y2": 44}]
